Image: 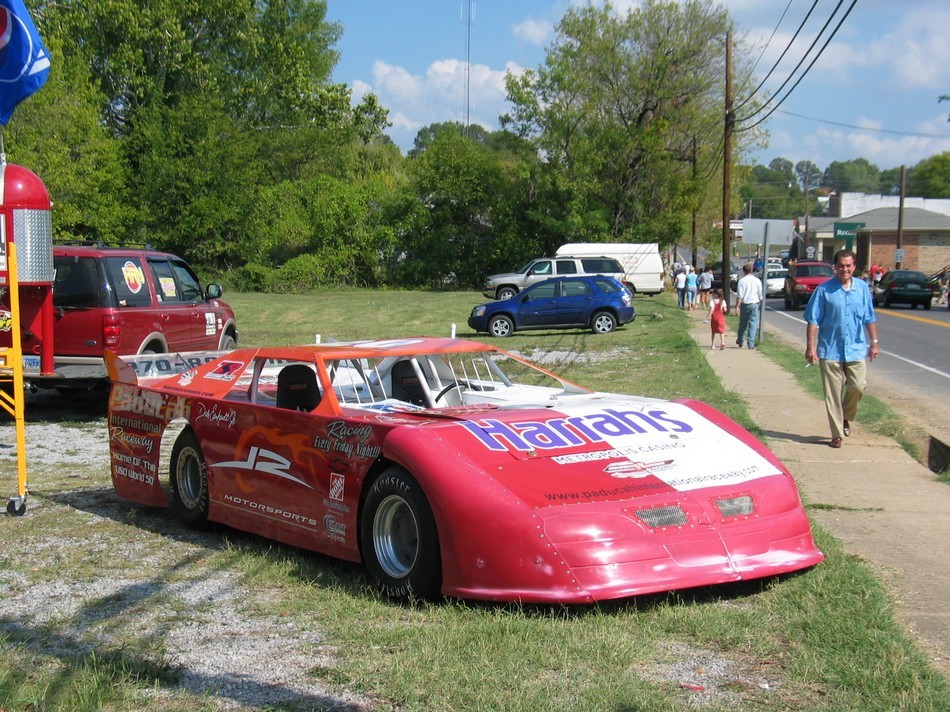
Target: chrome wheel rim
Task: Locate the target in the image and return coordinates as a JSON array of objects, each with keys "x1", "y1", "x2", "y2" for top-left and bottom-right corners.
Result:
[
  {"x1": 176, "y1": 448, "x2": 203, "y2": 509},
  {"x1": 373, "y1": 494, "x2": 419, "y2": 579}
]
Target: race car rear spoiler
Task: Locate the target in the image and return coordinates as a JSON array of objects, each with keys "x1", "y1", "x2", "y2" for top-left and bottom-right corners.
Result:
[{"x1": 105, "y1": 349, "x2": 232, "y2": 385}]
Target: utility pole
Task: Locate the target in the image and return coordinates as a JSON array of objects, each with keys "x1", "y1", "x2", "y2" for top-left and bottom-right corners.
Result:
[
  {"x1": 721, "y1": 30, "x2": 733, "y2": 305},
  {"x1": 691, "y1": 137, "x2": 697, "y2": 270},
  {"x1": 896, "y1": 165, "x2": 906, "y2": 268}
]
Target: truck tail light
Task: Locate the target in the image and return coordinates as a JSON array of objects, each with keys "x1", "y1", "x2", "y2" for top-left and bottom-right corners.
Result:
[{"x1": 103, "y1": 314, "x2": 120, "y2": 348}]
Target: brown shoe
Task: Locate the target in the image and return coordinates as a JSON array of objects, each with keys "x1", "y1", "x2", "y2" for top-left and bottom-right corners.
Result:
[
  {"x1": 830, "y1": 437, "x2": 842, "y2": 448},
  {"x1": 843, "y1": 421, "x2": 851, "y2": 437}
]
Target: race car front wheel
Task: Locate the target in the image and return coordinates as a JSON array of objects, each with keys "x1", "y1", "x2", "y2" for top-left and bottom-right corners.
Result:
[
  {"x1": 361, "y1": 466, "x2": 441, "y2": 599},
  {"x1": 170, "y1": 427, "x2": 210, "y2": 529}
]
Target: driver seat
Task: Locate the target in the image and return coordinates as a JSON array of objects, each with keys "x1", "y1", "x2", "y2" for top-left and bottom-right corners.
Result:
[
  {"x1": 390, "y1": 360, "x2": 429, "y2": 407},
  {"x1": 276, "y1": 364, "x2": 320, "y2": 412}
]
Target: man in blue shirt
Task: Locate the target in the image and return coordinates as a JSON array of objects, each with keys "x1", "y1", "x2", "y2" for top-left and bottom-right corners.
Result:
[{"x1": 804, "y1": 250, "x2": 880, "y2": 448}]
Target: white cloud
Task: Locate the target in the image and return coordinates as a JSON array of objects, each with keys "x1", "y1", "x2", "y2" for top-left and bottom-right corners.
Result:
[
  {"x1": 513, "y1": 17, "x2": 554, "y2": 45},
  {"x1": 876, "y1": 6, "x2": 950, "y2": 91},
  {"x1": 363, "y1": 58, "x2": 522, "y2": 151}
]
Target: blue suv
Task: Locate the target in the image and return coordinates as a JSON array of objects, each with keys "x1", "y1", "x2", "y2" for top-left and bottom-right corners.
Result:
[{"x1": 468, "y1": 276, "x2": 635, "y2": 337}]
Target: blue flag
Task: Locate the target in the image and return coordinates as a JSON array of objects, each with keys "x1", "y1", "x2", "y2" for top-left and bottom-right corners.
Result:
[{"x1": 0, "y1": 0, "x2": 51, "y2": 125}]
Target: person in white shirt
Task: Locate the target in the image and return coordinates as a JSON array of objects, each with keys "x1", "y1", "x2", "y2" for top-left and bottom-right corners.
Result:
[
  {"x1": 735, "y1": 263, "x2": 764, "y2": 349},
  {"x1": 674, "y1": 269, "x2": 687, "y2": 309}
]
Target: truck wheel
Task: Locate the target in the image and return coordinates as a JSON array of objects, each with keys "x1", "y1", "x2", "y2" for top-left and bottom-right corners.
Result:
[{"x1": 496, "y1": 287, "x2": 517, "y2": 301}]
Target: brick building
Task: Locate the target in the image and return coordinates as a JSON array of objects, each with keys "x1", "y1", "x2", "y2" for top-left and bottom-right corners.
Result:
[{"x1": 801, "y1": 207, "x2": 950, "y2": 275}]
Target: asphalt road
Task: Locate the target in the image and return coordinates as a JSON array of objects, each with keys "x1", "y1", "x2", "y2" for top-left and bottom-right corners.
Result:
[{"x1": 755, "y1": 295, "x2": 950, "y2": 409}]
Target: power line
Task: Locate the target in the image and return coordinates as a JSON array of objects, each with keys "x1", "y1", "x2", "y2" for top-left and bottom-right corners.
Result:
[
  {"x1": 774, "y1": 108, "x2": 950, "y2": 139},
  {"x1": 735, "y1": 0, "x2": 819, "y2": 111},
  {"x1": 737, "y1": 0, "x2": 858, "y2": 132}
]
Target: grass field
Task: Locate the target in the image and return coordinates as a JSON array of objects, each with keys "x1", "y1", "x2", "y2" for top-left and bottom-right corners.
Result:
[{"x1": 1, "y1": 288, "x2": 947, "y2": 711}]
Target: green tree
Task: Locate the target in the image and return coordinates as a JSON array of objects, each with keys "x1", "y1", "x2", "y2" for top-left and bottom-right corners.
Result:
[
  {"x1": 907, "y1": 152, "x2": 950, "y2": 198},
  {"x1": 738, "y1": 161, "x2": 805, "y2": 219},
  {"x1": 404, "y1": 126, "x2": 506, "y2": 287},
  {"x1": 822, "y1": 158, "x2": 881, "y2": 194},
  {"x1": 4, "y1": 33, "x2": 132, "y2": 242},
  {"x1": 795, "y1": 160, "x2": 822, "y2": 192},
  {"x1": 502, "y1": 1, "x2": 738, "y2": 249}
]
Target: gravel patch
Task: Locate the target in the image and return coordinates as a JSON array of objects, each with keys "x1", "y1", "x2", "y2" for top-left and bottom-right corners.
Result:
[{"x1": 0, "y1": 393, "x2": 376, "y2": 710}]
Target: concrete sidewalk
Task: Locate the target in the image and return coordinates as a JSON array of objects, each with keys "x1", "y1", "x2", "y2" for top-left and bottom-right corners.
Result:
[{"x1": 688, "y1": 310, "x2": 950, "y2": 677}]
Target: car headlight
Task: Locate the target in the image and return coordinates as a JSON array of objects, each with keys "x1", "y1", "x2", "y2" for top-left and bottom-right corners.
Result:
[{"x1": 472, "y1": 305, "x2": 486, "y2": 317}]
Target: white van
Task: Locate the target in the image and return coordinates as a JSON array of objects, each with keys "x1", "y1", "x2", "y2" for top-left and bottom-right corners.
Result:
[{"x1": 556, "y1": 243, "x2": 664, "y2": 295}]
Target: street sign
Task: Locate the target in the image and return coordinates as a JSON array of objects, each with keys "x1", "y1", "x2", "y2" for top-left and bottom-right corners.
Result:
[
  {"x1": 741, "y1": 219, "x2": 795, "y2": 245},
  {"x1": 894, "y1": 249, "x2": 905, "y2": 264},
  {"x1": 834, "y1": 222, "x2": 865, "y2": 251},
  {"x1": 806, "y1": 245, "x2": 816, "y2": 258}
]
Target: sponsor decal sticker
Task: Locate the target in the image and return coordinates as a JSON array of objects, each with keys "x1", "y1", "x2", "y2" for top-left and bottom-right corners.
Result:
[
  {"x1": 214, "y1": 446, "x2": 314, "y2": 490},
  {"x1": 195, "y1": 401, "x2": 237, "y2": 429},
  {"x1": 121, "y1": 261, "x2": 145, "y2": 293},
  {"x1": 463, "y1": 401, "x2": 783, "y2": 494},
  {"x1": 206, "y1": 360, "x2": 244, "y2": 381},
  {"x1": 323, "y1": 514, "x2": 347, "y2": 543},
  {"x1": 329, "y1": 472, "x2": 345, "y2": 501}
]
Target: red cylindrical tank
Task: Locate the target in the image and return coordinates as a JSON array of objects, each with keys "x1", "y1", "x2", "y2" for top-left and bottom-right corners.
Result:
[{"x1": 1, "y1": 162, "x2": 55, "y2": 374}]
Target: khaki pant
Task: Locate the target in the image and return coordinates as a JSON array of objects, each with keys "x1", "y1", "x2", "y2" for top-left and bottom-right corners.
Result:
[{"x1": 819, "y1": 359, "x2": 867, "y2": 440}]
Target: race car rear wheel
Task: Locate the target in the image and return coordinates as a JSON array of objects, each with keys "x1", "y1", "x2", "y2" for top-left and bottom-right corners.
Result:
[
  {"x1": 170, "y1": 427, "x2": 210, "y2": 529},
  {"x1": 361, "y1": 466, "x2": 441, "y2": 599},
  {"x1": 591, "y1": 310, "x2": 617, "y2": 334}
]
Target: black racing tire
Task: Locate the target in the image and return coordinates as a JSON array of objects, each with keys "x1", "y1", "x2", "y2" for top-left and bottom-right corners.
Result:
[
  {"x1": 496, "y1": 287, "x2": 518, "y2": 301},
  {"x1": 591, "y1": 310, "x2": 617, "y2": 334},
  {"x1": 488, "y1": 314, "x2": 514, "y2": 338},
  {"x1": 170, "y1": 427, "x2": 210, "y2": 529},
  {"x1": 360, "y1": 466, "x2": 441, "y2": 600}
]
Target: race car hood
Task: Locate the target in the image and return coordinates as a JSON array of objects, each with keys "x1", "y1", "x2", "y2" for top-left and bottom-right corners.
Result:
[
  {"x1": 384, "y1": 393, "x2": 822, "y2": 603},
  {"x1": 424, "y1": 393, "x2": 784, "y2": 509}
]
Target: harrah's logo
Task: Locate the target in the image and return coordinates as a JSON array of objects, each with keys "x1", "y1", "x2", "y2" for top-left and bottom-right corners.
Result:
[{"x1": 459, "y1": 407, "x2": 693, "y2": 453}]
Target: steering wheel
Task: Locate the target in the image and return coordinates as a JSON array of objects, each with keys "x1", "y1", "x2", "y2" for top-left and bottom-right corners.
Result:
[{"x1": 434, "y1": 381, "x2": 468, "y2": 403}]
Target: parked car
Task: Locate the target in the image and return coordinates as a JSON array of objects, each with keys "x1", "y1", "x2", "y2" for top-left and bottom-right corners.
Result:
[
  {"x1": 2, "y1": 243, "x2": 238, "y2": 392},
  {"x1": 872, "y1": 270, "x2": 936, "y2": 310},
  {"x1": 783, "y1": 261, "x2": 834, "y2": 310},
  {"x1": 759, "y1": 267, "x2": 788, "y2": 297},
  {"x1": 706, "y1": 260, "x2": 742, "y2": 292},
  {"x1": 481, "y1": 256, "x2": 626, "y2": 301},
  {"x1": 106, "y1": 337, "x2": 823, "y2": 602},
  {"x1": 469, "y1": 276, "x2": 635, "y2": 337}
]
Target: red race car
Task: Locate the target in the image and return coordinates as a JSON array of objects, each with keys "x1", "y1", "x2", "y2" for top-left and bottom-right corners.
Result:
[{"x1": 106, "y1": 338, "x2": 823, "y2": 603}]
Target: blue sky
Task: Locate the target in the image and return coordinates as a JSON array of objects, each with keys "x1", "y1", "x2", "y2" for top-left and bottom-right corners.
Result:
[{"x1": 326, "y1": 0, "x2": 950, "y2": 171}]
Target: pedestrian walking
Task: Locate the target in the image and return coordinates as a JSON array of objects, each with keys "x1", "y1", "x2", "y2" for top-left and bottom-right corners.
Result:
[
  {"x1": 804, "y1": 249, "x2": 880, "y2": 449},
  {"x1": 707, "y1": 288, "x2": 728, "y2": 349},
  {"x1": 685, "y1": 266, "x2": 699, "y2": 310},
  {"x1": 734, "y1": 263, "x2": 763, "y2": 349},
  {"x1": 698, "y1": 266, "x2": 713, "y2": 308},
  {"x1": 675, "y1": 269, "x2": 687, "y2": 309}
]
